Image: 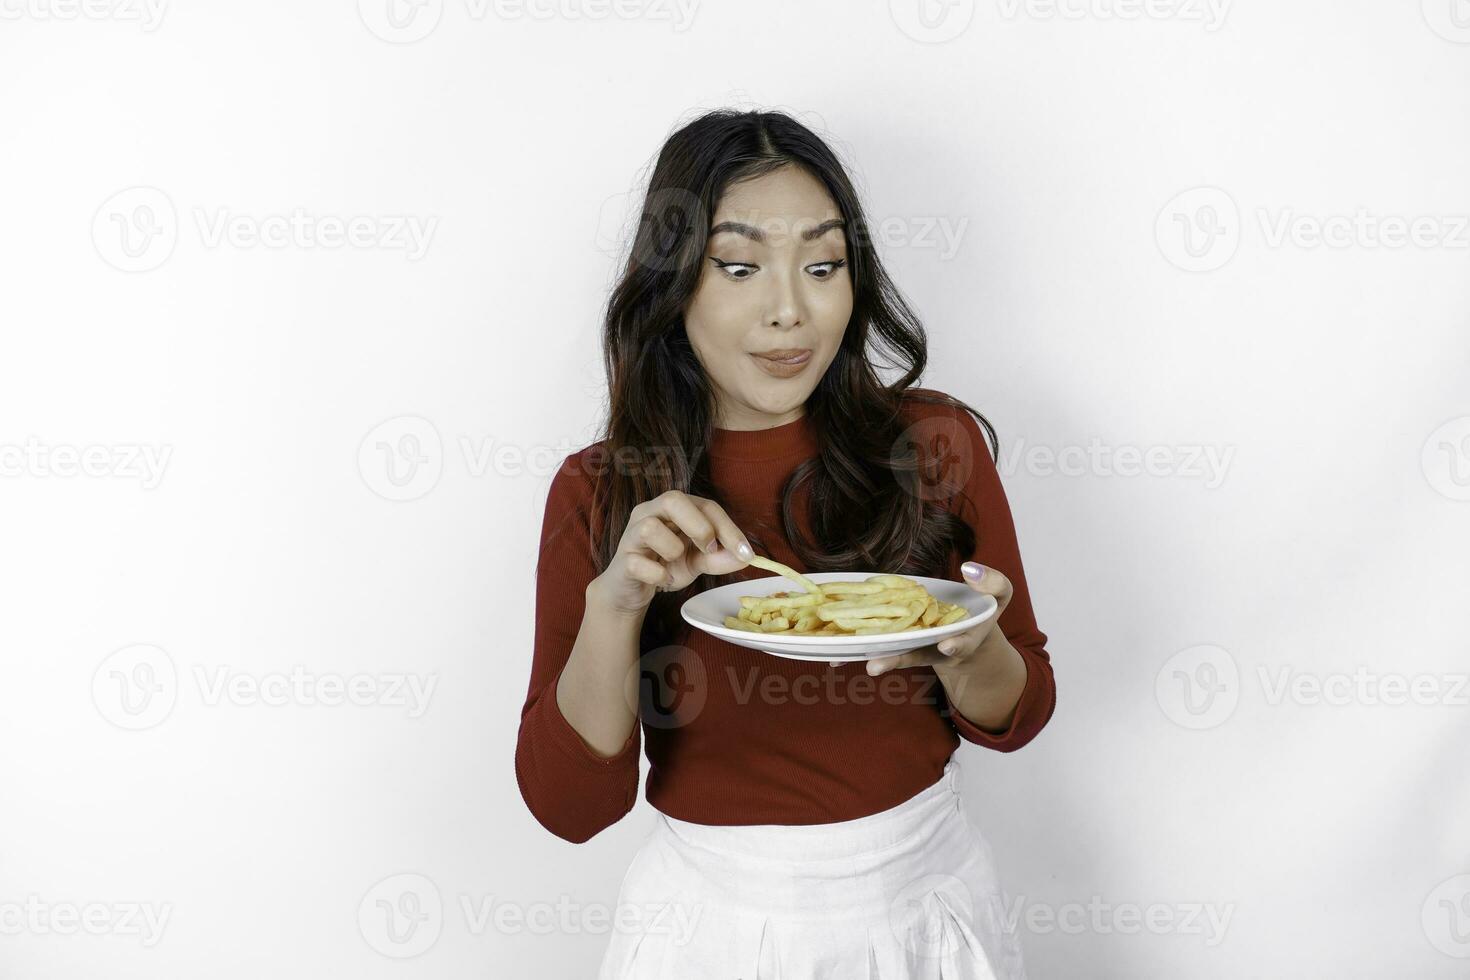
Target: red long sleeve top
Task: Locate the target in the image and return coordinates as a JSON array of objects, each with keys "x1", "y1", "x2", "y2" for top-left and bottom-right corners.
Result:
[{"x1": 515, "y1": 389, "x2": 1057, "y2": 843}]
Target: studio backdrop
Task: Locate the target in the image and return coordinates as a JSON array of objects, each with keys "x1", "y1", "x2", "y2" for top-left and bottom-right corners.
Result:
[{"x1": 2, "y1": 1, "x2": 1467, "y2": 977}]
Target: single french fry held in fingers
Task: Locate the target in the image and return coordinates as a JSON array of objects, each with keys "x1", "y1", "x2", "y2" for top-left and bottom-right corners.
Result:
[{"x1": 744, "y1": 554, "x2": 825, "y2": 595}]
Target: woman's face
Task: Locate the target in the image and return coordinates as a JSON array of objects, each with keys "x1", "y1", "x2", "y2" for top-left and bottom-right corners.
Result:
[{"x1": 682, "y1": 165, "x2": 853, "y2": 431}]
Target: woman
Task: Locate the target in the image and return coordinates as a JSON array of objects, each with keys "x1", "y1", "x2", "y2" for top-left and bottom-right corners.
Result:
[{"x1": 515, "y1": 108, "x2": 1056, "y2": 978}]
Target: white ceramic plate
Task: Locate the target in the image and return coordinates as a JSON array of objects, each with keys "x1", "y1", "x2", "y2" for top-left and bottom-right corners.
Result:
[{"x1": 680, "y1": 571, "x2": 998, "y2": 663}]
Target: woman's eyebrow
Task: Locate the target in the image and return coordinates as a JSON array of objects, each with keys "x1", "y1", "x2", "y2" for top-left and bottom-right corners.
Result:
[{"x1": 708, "y1": 217, "x2": 846, "y2": 244}]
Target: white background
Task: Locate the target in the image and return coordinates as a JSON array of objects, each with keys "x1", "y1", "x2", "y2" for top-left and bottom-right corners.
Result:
[{"x1": 2, "y1": 1, "x2": 1468, "y2": 977}]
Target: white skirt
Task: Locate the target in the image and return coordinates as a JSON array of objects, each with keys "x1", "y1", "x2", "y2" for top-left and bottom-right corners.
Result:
[{"x1": 596, "y1": 755, "x2": 1028, "y2": 979}]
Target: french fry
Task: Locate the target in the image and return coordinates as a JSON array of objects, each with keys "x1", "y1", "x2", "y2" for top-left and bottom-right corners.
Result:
[
  {"x1": 935, "y1": 605, "x2": 968, "y2": 626},
  {"x1": 727, "y1": 551, "x2": 977, "y2": 637},
  {"x1": 746, "y1": 554, "x2": 824, "y2": 596},
  {"x1": 728, "y1": 570, "x2": 974, "y2": 637}
]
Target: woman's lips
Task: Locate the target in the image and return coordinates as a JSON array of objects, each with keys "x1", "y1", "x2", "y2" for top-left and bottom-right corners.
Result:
[{"x1": 750, "y1": 349, "x2": 813, "y2": 378}]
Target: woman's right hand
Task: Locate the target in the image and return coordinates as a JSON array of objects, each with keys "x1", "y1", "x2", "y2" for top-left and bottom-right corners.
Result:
[{"x1": 587, "y1": 490, "x2": 754, "y2": 617}]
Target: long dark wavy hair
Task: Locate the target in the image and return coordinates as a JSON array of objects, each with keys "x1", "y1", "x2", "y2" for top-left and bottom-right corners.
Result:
[{"x1": 589, "y1": 108, "x2": 999, "y2": 648}]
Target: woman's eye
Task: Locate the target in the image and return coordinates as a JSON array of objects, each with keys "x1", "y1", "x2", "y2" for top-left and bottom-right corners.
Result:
[
  {"x1": 710, "y1": 258, "x2": 754, "y2": 280},
  {"x1": 808, "y1": 259, "x2": 847, "y2": 280}
]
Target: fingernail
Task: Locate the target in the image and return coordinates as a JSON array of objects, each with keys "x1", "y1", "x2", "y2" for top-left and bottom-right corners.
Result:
[
  {"x1": 867, "y1": 661, "x2": 883, "y2": 676},
  {"x1": 737, "y1": 541, "x2": 753, "y2": 560},
  {"x1": 962, "y1": 562, "x2": 984, "y2": 580},
  {"x1": 938, "y1": 641, "x2": 955, "y2": 656}
]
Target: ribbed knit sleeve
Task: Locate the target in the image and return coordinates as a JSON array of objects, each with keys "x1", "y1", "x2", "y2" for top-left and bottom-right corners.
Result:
[
  {"x1": 514, "y1": 454, "x2": 641, "y2": 843},
  {"x1": 942, "y1": 406, "x2": 1057, "y2": 753}
]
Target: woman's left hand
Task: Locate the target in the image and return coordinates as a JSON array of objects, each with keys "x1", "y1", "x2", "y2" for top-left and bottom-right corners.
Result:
[{"x1": 865, "y1": 561, "x2": 1012, "y2": 678}]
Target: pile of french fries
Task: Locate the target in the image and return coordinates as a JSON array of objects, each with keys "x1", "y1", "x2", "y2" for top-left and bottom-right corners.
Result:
[{"x1": 722, "y1": 555, "x2": 971, "y2": 636}]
